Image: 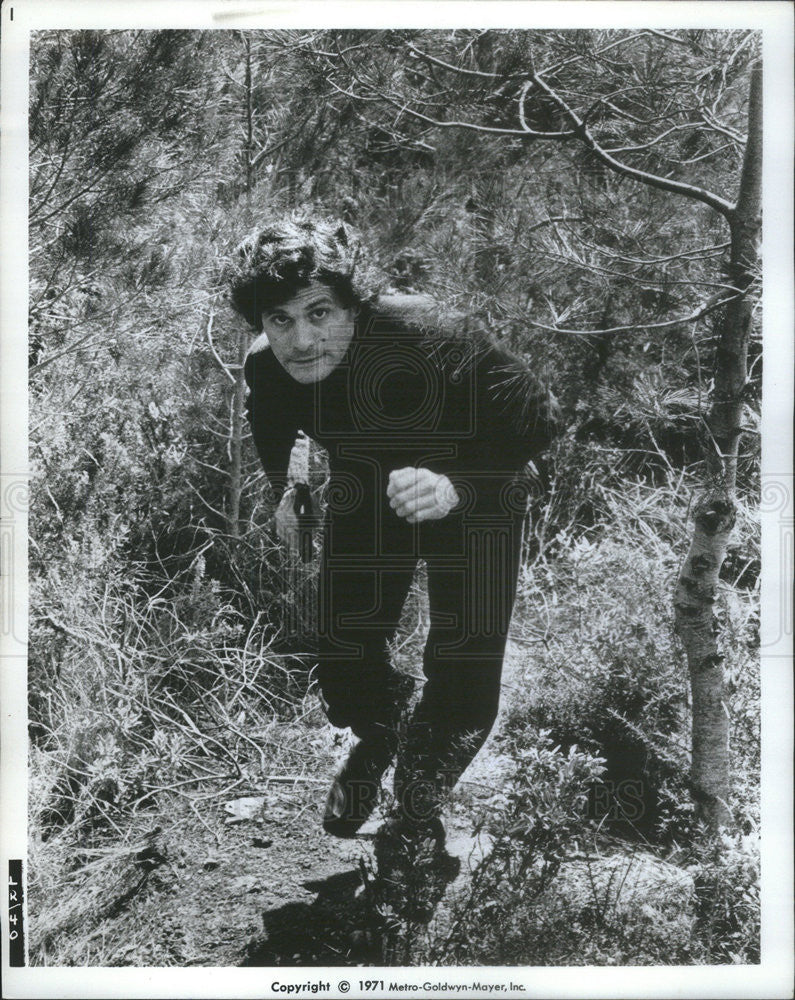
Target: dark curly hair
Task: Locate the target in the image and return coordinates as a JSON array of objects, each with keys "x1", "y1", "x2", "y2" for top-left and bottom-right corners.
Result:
[{"x1": 225, "y1": 213, "x2": 383, "y2": 330}]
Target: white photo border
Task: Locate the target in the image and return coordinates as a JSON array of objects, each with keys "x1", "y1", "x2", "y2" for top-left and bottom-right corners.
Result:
[{"x1": 2, "y1": 2, "x2": 792, "y2": 997}]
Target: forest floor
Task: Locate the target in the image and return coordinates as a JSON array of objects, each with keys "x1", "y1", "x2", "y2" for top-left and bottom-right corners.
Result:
[
  {"x1": 30, "y1": 623, "x2": 697, "y2": 968},
  {"x1": 29, "y1": 637, "x2": 529, "y2": 967}
]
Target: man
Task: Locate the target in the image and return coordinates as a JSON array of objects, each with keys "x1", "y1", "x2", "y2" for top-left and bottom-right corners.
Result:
[{"x1": 228, "y1": 213, "x2": 558, "y2": 913}]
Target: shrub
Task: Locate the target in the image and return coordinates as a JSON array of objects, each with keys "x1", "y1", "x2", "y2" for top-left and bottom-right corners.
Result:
[
  {"x1": 688, "y1": 829, "x2": 761, "y2": 964},
  {"x1": 428, "y1": 730, "x2": 606, "y2": 965},
  {"x1": 29, "y1": 559, "x2": 306, "y2": 843},
  {"x1": 508, "y1": 528, "x2": 692, "y2": 841}
]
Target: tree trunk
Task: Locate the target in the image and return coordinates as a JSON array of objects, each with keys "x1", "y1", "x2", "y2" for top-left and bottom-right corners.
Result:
[
  {"x1": 674, "y1": 64, "x2": 762, "y2": 829},
  {"x1": 227, "y1": 328, "x2": 248, "y2": 538},
  {"x1": 243, "y1": 35, "x2": 253, "y2": 199},
  {"x1": 227, "y1": 34, "x2": 255, "y2": 538}
]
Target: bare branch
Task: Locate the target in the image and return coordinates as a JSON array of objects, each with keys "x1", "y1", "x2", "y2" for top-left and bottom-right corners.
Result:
[
  {"x1": 206, "y1": 309, "x2": 236, "y2": 385},
  {"x1": 331, "y1": 41, "x2": 576, "y2": 140},
  {"x1": 516, "y1": 79, "x2": 573, "y2": 138},
  {"x1": 348, "y1": 102, "x2": 436, "y2": 153},
  {"x1": 700, "y1": 109, "x2": 747, "y2": 145},
  {"x1": 524, "y1": 292, "x2": 741, "y2": 337},
  {"x1": 407, "y1": 42, "x2": 525, "y2": 80},
  {"x1": 680, "y1": 141, "x2": 735, "y2": 166},
  {"x1": 539, "y1": 30, "x2": 654, "y2": 76},
  {"x1": 647, "y1": 29, "x2": 697, "y2": 49},
  {"x1": 326, "y1": 77, "x2": 383, "y2": 105},
  {"x1": 579, "y1": 240, "x2": 731, "y2": 267},
  {"x1": 374, "y1": 83, "x2": 576, "y2": 139},
  {"x1": 528, "y1": 71, "x2": 735, "y2": 219},
  {"x1": 533, "y1": 241, "x2": 741, "y2": 294},
  {"x1": 327, "y1": 35, "x2": 739, "y2": 219},
  {"x1": 707, "y1": 31, "x2": 758, "y2": 117},
  {"x1": 606, "y1": 122, "x2": 703, "y2": 154}
]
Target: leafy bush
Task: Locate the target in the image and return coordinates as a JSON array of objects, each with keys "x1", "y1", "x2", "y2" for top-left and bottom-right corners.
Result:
[
  {"x1": 426, "y1": 724, "x2": 757, "y2": 968},
  {"x1": 508, "y1": 525, "x2": 692, "y2": 841},
  {"x1": 425, "y1": 728, "x2": 696, "y2": 967},
  {"x1": 427, "y1": 731, "x2": 605, "y2": 964},
  {"x1": 688, "y1": 829, "x2": 761, "y2": 964}
]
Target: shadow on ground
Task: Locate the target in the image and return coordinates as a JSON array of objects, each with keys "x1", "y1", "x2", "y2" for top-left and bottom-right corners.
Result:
[{"x1": 242, "y1": 869, "x2": 385, "y2": 966}]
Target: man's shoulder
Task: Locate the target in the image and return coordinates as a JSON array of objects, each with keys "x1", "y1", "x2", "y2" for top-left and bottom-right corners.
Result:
[
  {"x1": 368, "y1": 293, "x2": 439, "y2": 326},
  {"x1": 365, "y1": 293, "x2": 478, "y2": 343},
  {"x1": 246, "y1": 332, "x2": 272, "y2": 362},
  {"x1": 244, "y1": 333, "x2": 278, "y2": 381},
  {"x1": 243, "y1": 333, "x2": 280, "y2": 394}
]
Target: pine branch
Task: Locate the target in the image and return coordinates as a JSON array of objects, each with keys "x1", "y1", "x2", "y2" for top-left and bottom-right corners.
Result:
[
  {"x1": 525, "y1": 292, "x2": 741, "y2": 337},
  {"x1": 527, "y1": 67, "x2": 735, "y2": 219},
  {"x1": 407, "y1": 42, "x2": 527, "y2": 81}
]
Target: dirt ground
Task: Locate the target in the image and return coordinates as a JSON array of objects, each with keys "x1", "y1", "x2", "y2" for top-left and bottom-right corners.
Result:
[
  {"x1": 30, "y1": 640, "x2": 528, "y2": 968},
  {"x1": 30, "y1": 626, "x2": 701, "y2": 969}
]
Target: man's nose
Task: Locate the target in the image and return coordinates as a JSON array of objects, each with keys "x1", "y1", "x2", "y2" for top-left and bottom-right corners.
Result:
[{"x1": 293, "y1": 320, "x2": 317, "y2": 353}]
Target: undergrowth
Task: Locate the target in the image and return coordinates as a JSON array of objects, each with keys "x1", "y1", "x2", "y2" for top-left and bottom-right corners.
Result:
[
  {"x1": 27, "y1": 546, "x2": 332, "y2": 965},
  {"x1": 399, "y1": 463, "x2": 759, "y2": 967},
  {"x1": 28, "y1": 461, "x2": 760, "y2": 967}
]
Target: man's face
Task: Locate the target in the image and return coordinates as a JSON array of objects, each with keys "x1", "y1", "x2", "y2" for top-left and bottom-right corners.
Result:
[{"x1": 260, "y1": 281, "x2": 356, "y2": 384}]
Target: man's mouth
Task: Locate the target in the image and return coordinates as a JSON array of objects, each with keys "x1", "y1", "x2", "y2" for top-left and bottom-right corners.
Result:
[{"x1": 292, "y1": 355, "x2": 322, "y2": 365}]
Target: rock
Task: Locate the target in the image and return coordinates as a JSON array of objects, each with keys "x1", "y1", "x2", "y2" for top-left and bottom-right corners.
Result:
[
  {"x1": 444, "y1": 826, "x2": 493, "y2": 873},
  {"x1": 232, "y1": 874, "x2": 262, "y2": 893},
  {"x1": 223, "y1": 796, "x2": 266, "y2": 824}
]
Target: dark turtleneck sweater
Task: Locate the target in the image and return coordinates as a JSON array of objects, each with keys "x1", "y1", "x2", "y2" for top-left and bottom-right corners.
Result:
[{"x1": 243, "y1": 294, "x2": 559, "y2": 509}]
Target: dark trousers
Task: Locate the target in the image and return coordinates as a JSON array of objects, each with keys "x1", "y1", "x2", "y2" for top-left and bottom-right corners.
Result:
[{"x1": 315, "y1": 471, "x2": 526, "y2": 821}]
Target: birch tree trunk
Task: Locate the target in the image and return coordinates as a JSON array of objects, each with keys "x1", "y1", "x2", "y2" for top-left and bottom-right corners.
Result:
[{"x1": 674, "y1": 64, "x2": 762, "y2": 829}]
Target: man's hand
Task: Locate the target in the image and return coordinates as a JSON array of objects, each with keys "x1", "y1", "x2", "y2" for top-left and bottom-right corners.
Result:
[
  {"x1": 274, "y1": 488, "x2": 300, "y2": 549},
  {"x1": 387, "y1": 467, "x2": 460, "y2": 524}
]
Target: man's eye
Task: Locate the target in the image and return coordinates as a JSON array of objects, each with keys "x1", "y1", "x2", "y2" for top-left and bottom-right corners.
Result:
[
  {"x1": 269, "y1": 314, "x2": 290, "y2": 327},
  {"x1": 311, "y1": 307, "x2": 330, "y2": 320}
]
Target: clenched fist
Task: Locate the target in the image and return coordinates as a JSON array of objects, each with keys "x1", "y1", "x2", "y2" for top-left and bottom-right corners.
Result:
[{"x1": 387, "y1": 467, "x2": 460, "y2": 524}]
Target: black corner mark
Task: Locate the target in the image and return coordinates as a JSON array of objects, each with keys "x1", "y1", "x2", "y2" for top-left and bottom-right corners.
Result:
[{"x1": 8, "y1": 859, "x2": 25, "y2": 966}]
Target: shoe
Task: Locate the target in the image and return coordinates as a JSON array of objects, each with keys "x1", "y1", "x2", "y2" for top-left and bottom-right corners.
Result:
[
  {"x1": 373, "y1": 815, "x2": 461, "y2": 923},
  {"x1": 322, "y1": 732, "x2": 396, "y2": 838}
]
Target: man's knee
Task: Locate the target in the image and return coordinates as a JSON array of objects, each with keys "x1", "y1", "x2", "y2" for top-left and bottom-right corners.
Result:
[
  {"x1": 314, "y1": 661, "x2": 415, "y2": 734},
  {"x1": 422, "y1": 653, "x2": 502, "y2": 718}
]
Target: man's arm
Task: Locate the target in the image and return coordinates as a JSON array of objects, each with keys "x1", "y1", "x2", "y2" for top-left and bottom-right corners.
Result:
[
  {"x1": 245, "y1": 348, "x2": 313, "y2": 554},
  {"x1": 468, "y1": 338, "x2": 561, "y2": 475},
  {"x1": 366, "y1": 296, "x2": 561, "y2": 520},
  {"x1": 384, "y1": 340, "x2": 560, "y2": 524},
  {"x1": 244, "y1": 345, "x2": 299, "y2": 504}
]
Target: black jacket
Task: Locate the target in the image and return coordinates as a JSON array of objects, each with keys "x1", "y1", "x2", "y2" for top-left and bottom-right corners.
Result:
[{"x1": 244, "y1": 294, "x2": 559, "y2": 506}]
